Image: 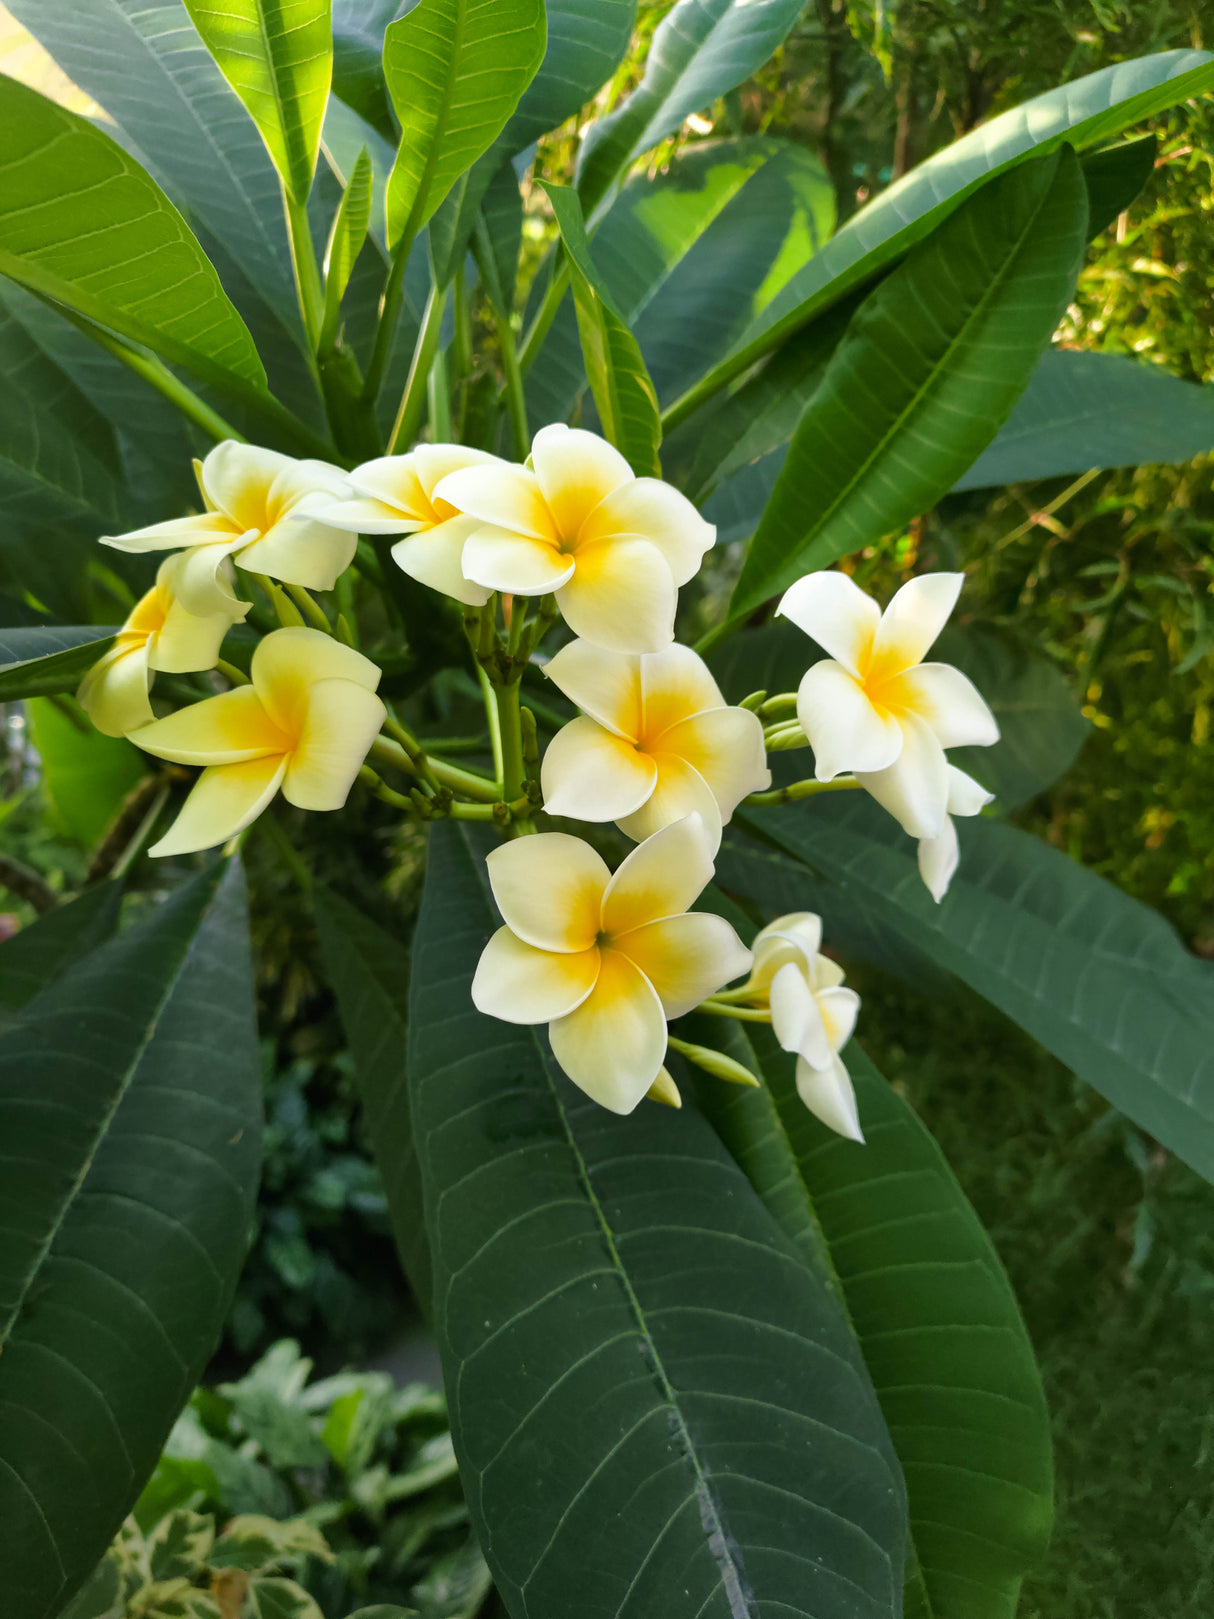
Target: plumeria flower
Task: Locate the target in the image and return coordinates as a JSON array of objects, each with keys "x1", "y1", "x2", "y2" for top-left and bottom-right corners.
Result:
[
  {"x1": 315, "y1": 444, "x2": 501, "y2": 608},
  {"x1": 540, "y1": 639, "x2": 770, "y2": 850},
  {"x1": 434, "y1": 424, "x2": 714, "y2": 653},
  {"x1": 77, "y1": 554, "x2": 247, "y2": 738},
  {"x1": 471, "y1": 814, "x2": 752, "y2": 1113},
  {"x1": 101, "y1": 442, "x2": 354, "y2": 617},
  {"x1": 918, "y1": 764, "x2": 994, "y2": 902},
  {"x1": 736, "y1": 912, "x2": 863, "y2": 1142},
  {"x1": 131, "y1": 627, "x2": 385, "y2": 857},
  {"x1": 779, "y1": 571, "x2": 999, "y2": 840}
]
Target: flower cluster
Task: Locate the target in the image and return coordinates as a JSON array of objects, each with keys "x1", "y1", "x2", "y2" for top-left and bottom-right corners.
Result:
[{"x1": 77, "y1": 425, "x2": 1000, "y2": 1140}]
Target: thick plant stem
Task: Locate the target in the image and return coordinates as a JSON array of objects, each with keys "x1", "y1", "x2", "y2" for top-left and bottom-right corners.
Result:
[
  {"x1": 389, "y1": 281, "x2": 449, "y2": 453},
  {"x1": 496, "y1": 680, "x2": 526, "y2": 804},
  {"x1": 499, "y1": 312, "x2": 530, "y2": 460},
  {"x1": 744, "y1": 776, "x2": 862, "y2": 807},
  {"x1": 478, "y1": 662, "x2": 505, "y2": 789},
  {"x1": 285, "y1": 191, "x2": 325, "y2": 353},
  {"x1": 429, "y1": 351, "x2": 452, "y2": 441},
  {"x1": 362, "y1": 226, "x2": 417, "y2": 406}
]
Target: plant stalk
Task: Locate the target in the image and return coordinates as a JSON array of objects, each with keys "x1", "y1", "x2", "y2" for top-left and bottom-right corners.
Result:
[{"x1": 389, "y1": 281, "x2": 449, "y2": 453}]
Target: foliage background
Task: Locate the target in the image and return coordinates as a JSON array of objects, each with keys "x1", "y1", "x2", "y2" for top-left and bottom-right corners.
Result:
[{"x1": 1, "y1": 1, "x2": 1212, "y2": 1614}]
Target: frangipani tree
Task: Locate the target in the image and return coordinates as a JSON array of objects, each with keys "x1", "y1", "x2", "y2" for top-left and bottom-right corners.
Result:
[{"x1": 1, "y1": 6, "x2": 1213, "y2": 1619}]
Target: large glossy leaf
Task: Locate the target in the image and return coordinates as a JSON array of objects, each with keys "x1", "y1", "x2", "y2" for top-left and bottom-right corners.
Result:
[
  {"x1": 404, "y1": 821, "x2": 908, "y2": 1619},
  {"x1": 382, "y1": 0, "x2": 546, "y2": 249},
  {"x1": 0, "y1": 860, "x2": 262, "y2": 1619},
  {"x1": 692, "y1": 1024, "x2": 1053, "y2": 1619},
  {"x1": 182, "y1": 0, "x2": 333, "y2": 204},
  {"x1": 527, "y1": 135, "x2": 835, "y2": 428},
  {"x1": 0, "y1": 77, "x2": 266, "y2": 393},
  {"x1": 0, "y1": 882, "x2": 123, "y2": 1014},
  {"x1": 28, "y1": 698, "x2": 148, "y2": 847},
  {"x1": 956, "y1": 348, "x2": 1214, "y2": 490},
  {"x1": 0, "y1": 627, "x2": 118, "y2": 700},
  {"x1": 544, "y1": 184, "x2": 662, "y2": 477},
  {"x1": 330, "y1": 0, "x2": 399, "y2": 142},
  {"x1": 312, "y1": 886, "x2": 432, "y2": 1313},
  {"x1": 575, "y1": 0, "x2": 805, "y2": 215},
  {"x1": 728, "y1": 147, "x2": 1088, "y2": 623},
  {"x1": 500, "y1": 0, "x2": 636, "y2": 154},
  {"x1": 670, "y1": 48, "x2": 1214, "y2": 430},
  {"x1": 719, "y1": 799, "x2": 1214, "y2": 1182}
]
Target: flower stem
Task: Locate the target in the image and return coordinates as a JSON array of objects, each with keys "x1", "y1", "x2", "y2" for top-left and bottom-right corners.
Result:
[
  {"x1": 284, "y1": 582, "x2": 332, "y2": 634},
  {"x1": 695, "y1": 1000, "x2": 774, "y2": 1023},
  {"x1": 744, "y1": 776, "x2": 862, "y2": 808},
  {"x1": 373, "y1": 730, "x2": 502, "y2": 803},
  {"x1": 246, "y1": 572, "x2": 306, "y2": 628},
  {"x1": 215, "y1": 659, "x2": 250, "y2": 686}
]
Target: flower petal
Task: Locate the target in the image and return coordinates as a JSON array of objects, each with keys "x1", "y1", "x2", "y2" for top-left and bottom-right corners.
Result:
[
  {"x1": 100, "y1": 513, "x2": 240, "y2": 554},
  {"x1": 317, "y1": 495, "x2": 427, "y2": 535},
  {"x1": 885, "y1": 662, "x2": 1000, "y2": 749},
  {"x1": 541, "y1": 716, "x2": 658, "y2": 821},
  {"x1": 795, "y1": 1053, "x2": 864, "y2": 1143},
  {"x1": 777, "y1": 571, "x2": 880, "y2": 678},
  {"x1": 77, "y1": 641, "x2": 153, "y2": 738},
  {"x1": 485, "y1": 832, "x2": 609, "y2": 952},
  {"x1": 531, "y1": 424, "x2": 633, "y2": 541},
  {"x1": 855, "y1": 710, "x2": 949, "y2": 839},
  {"x1": 346, "y1": 454, "x2": 428, "y2": 518},
  {"x1": 612, "y1": 912, "x2": 752, "y2": 1019},
  {"x1": 580, "y1": 477, "x2": 713, "y2": 587},
  {"x1": 548, "y1": 948, "x2": 667, "y2": 1114},
  {"x1": 755, "y1": 912, "x2": 822, "y2": 962},
  {"x1": 391, "y1": 515, "x2": 493, "y2": 606},
  {"x1": 199, "y1": 441, "x2": 294, "y2": 528},
  {"x1": 132, "y1": 685, "x2": 288, "y2": 765},
  {"x1": 235, "y1": 515, "x2": 358, "y2": 592},
  {"x1": 615, "y1": 754, "x2": 723, "y2": 852},
  {"x1": 946, "y1": 763, "x2": 995, "y2": 817},
  {"x1": 769, "y1": 961, "x2": 834, "y2": 1068},
  {"x1": 149, "y1": 755, "x2": 287, "y2": 858},
  {"x1": 414, "y1": 442, "x2": 501, "y2": 503},
  {"x1": 745, "y1": 913, "x2": 822, "y2": 996},
  {"x1": 543, "y1": 639, "x2": 642, "y2": 738},
  {"x1": 282, "y1": 679, "x2": 387, "y2": 811},
  {"x1": 556, "y1": 536, "x2": 675, "y2": 654},
  {"x1": 656, "y1": 705, "x2": 770, "y2": 821},
  {"x1": 601, "y1": 813, "x2": 713, "y2": 935},
  {"x1": 796, "y1": 660, "x2": 903, "y2": 780},
  {"x1": 434, "y1": 463, "x2": 557, "y2": 542},
  {"x1": 917, "y1": 816, "x2": 959, "y2": 904},
  {"x1": 252, "y1": 627, "x2": 381, "y2": 735},
  {"x1": 870, "y1": 572, "x2": 963, "y2": 674},
  {"x1": 169, "y1": 540, "x2": 252, "y2": 618},
  {"x1": 817, "y1": 985, "x2": 860, "y2": 1051},
  {"x1": 471, "y1": 928, "x2": 600, "y2": 1023},
  {"x1": 152, "y1": 555, "x2": 245, "y2": 673},
  {"x1": 639, "y1": 644, "x2": 725, "y2": 739},
  {"x1": 460, "y1": 526, "x2": 573, "y2": 595}
]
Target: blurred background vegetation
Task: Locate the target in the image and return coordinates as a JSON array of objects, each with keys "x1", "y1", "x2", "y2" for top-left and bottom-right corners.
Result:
[{"x1": 2, "y1": 2, "x2": 1213, "y2": 1614}]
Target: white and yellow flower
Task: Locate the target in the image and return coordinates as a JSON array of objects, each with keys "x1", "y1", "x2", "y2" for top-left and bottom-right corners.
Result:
[
  {"x1": 736, "y1": 912, "x2": 863, "y2": 1142},
  {"x1": 316, "y1": 444, "x2": 502, "y2": 608},
  {"x1": 779, "y1": 570, "x2": 999, "y2": 839},
  {"x1": 433, "y1": 424, "x2": 714, "y2": 653},
  {"x1": 540, "y1": 639, "x2": 770, "y2": 850},
  {"x1": 471, "y1": 814, "x2": 752, "y2": 1113},
  {"x1": 77, "y1": 553, "x2": 247, "y2": 737},
  {"x1": 917, "y1": 764, "x2": 994, "y2": 902},
  {"x1": 101, "y1": 442, "x2": 354, "y2": 616},
  {"x1": 131, "y1": 627, "x2": 385, "y2": 857}
]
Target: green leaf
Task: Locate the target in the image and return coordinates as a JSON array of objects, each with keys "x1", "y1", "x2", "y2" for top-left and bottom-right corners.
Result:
[
  {"x1": 382, "y1": 0, "x2": 547, "y2": 250},
  {"x1": 27, "y1": 698, "x2": 147, "y2": 847},
  {"x1": 527, "y1": 135, "x2": 835, "y2": 429},
  {"x1": 247, "y1": 1578, "x2": 325, "y2": 1619},
  {"x1": 0, "y1": 77, "x2": 267, "y2": 393},
  {"x1": 342, "y1": 1609, "x2": 419, "y2": 1619},
  {"x1": 729, "y1": 147, "x2": 1088, "y2": 622},
  {"x1": 1081, "y1": 135, "x2": 1157, "y2": 238},
  {"x1": 57, "y1": 1557, "x2": 123, "y2": 1619},
  {"x1": 956, "y1": 349, "x2": 1214, "y2": 491},
  {"x1": 313, "y1": 887, "x2": 431, "y2": 1311},
  {"x1": 321, "y1": 146, "x2": 373, "y2": 345},
  {"x1": 500, "y1": 0, "x2": 637, "y2": 154},
  {"x1": 543, "y1": 183, "x2": 662, "y2": 477},
  {"x1": 931, "y1": 626, "x2": 1089, "y2": 808},
  {"x1": 182, "y1": 0, "x2": 333, "y2": 204},
  {"x1": 674, "y1": 49, "x2": 1214, "y2": 428},
  {"x1": 719, "y1": 799, "x2": 1214, "y2": 1183},
  {"x1": 693, "y1": 1026, "x2": 1053, "y2": 1619},
  {"x1": 330, "y1": 0, "x2": 400, "y2": 143},
  {"x1": 0, "y1": 860, "x2": 263, "y2": 1619},
  {"x1": 0, "y1": 628, "x2": 118, "y2": 701},
  {"x1": 575, "y1": 0, "x2": 805, "y2": 215},
  {"x1": 408, "y1": 1534, "x2": 491, "y2": 1619},
  {"x1": 0, "y1": 882, "x2": 124, "y2": 1014},
  {"x1": 403, "y1": 821, "x2": 908, "y2": 1618}
]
